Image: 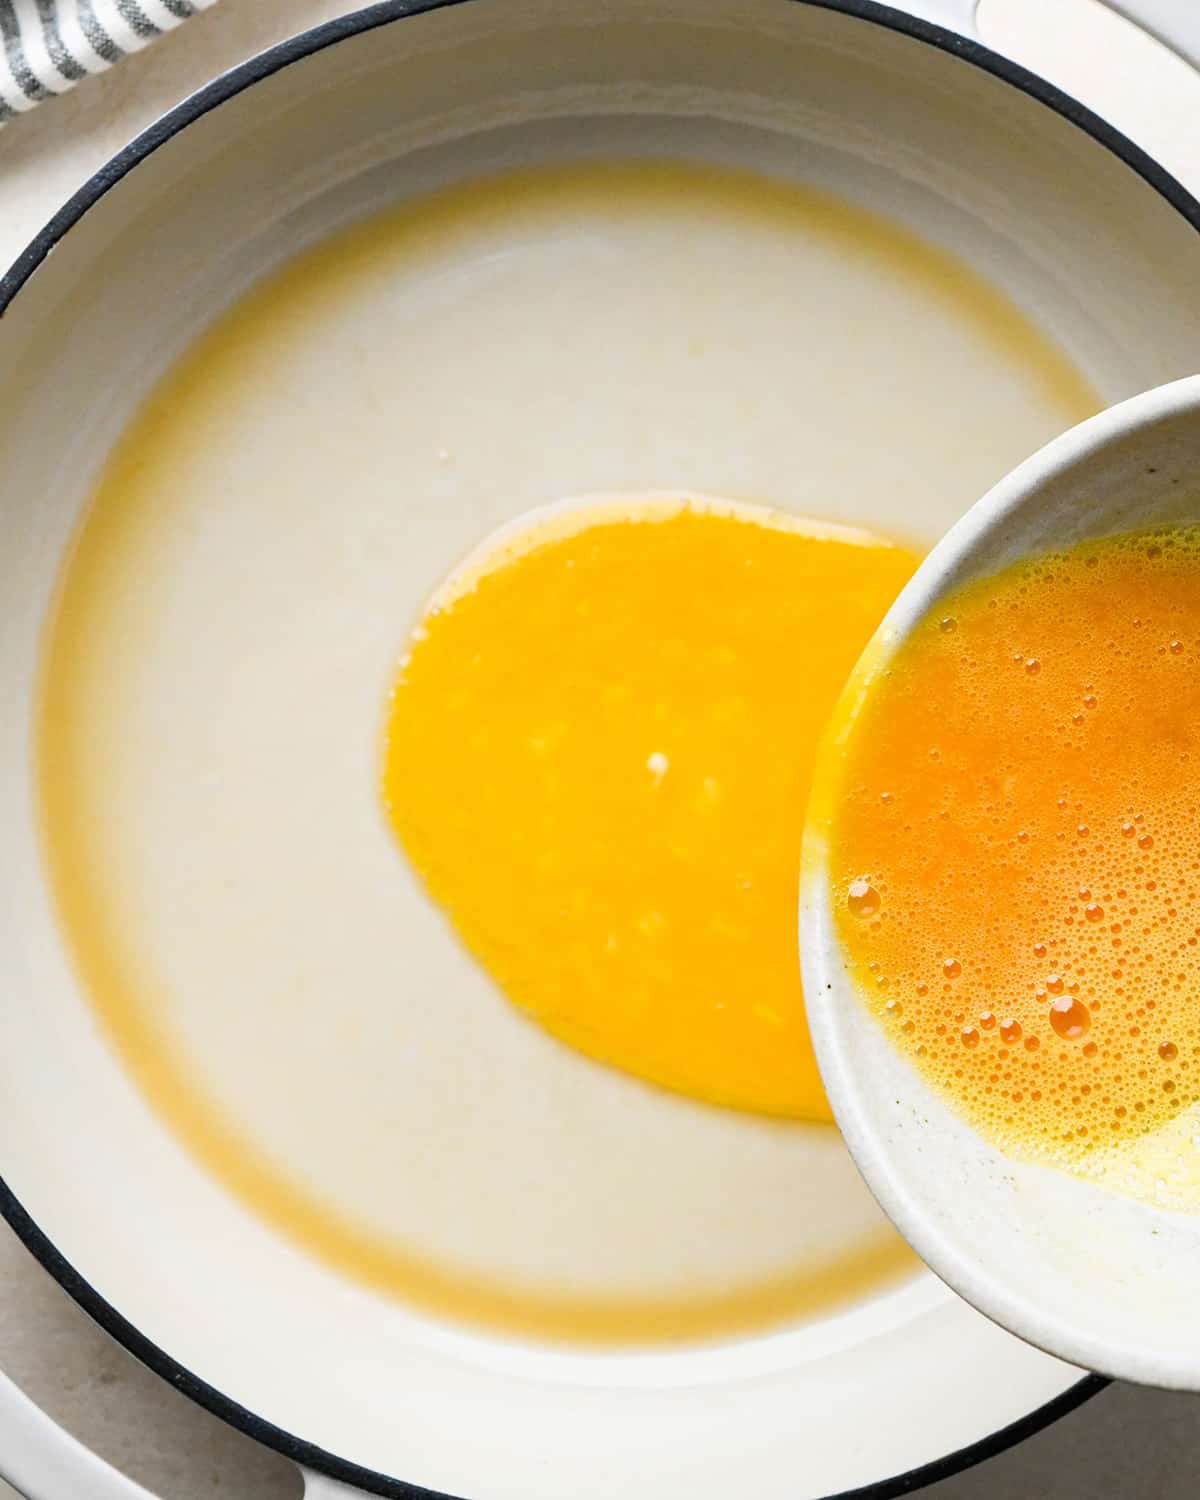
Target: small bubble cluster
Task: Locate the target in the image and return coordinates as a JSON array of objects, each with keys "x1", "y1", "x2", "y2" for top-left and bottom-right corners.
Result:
[{"x1": 831, "y1": 526, "x2": 1200, "y2": 1165}]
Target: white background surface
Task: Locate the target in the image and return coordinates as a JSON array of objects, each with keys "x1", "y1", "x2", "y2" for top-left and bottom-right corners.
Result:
[{"x1": 2, "y1": 1, "x2": 1200, "y2": 1495}]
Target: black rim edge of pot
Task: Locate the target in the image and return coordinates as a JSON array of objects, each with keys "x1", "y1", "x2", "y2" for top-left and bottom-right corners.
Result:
[{"x1": 8, "y1": 0, "x2": 1190, "y2": 1492}]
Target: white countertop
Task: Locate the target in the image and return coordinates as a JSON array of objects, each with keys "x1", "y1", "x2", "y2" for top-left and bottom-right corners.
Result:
[{"x1": 3, "y1": 1, "x2": 1200, "y2": 1495}]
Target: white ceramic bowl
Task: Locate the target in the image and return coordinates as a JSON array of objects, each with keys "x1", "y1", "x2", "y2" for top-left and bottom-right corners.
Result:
[{"x1": 801, "y1": 372, "x2": 1200, "y2": 1391}]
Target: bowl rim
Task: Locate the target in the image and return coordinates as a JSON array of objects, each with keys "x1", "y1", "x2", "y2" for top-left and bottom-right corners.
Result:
[{"x1": 7, "y1": 0, "x2": 1192, "y2": 1492}]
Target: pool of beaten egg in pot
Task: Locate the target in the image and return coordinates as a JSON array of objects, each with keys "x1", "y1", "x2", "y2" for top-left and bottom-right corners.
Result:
[{"x1": 383, "y1": 496, "x2": 919, "y2": 1120}]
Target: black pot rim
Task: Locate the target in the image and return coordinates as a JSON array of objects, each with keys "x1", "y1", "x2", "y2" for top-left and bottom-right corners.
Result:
[{"x1": 6, "y1": 0, "x2": 1188, "y2": 1494}]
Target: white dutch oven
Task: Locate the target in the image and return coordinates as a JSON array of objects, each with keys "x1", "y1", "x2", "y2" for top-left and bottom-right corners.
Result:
[{"x1": 1, "y1": 3, "x2": 1200, "y2": 1498}]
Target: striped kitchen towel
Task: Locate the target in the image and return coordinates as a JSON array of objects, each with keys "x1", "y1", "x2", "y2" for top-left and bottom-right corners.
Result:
[{"x1": 0, "y1": 0, "x2": 219, "y2": 124}]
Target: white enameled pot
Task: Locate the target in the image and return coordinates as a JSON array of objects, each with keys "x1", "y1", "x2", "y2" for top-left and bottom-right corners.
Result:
[{"x1": 1, "y1": 3, "x2": 1200, "y2": 1497}]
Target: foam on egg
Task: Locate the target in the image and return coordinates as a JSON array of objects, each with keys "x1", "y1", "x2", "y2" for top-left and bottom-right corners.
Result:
[{"x1": 827, "y1": 526, "x2": 1200, "y2": 1189}]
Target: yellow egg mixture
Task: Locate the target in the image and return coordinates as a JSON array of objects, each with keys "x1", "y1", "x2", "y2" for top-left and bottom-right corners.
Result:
[
  {"x1": 385, "y1": 496, "x2": 917, "y2": 1120},
  {"x1": 825, "y1": 527, "x2": 1200, "y2": 1203},
  {"x1": 37, "y1": 159, "x2": 1096, "y2": 1339}
]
